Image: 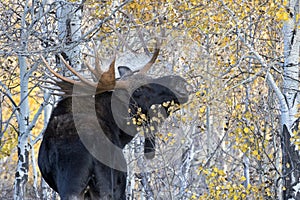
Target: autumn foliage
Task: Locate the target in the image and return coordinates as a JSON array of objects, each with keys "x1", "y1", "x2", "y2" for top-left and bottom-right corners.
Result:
[{"x1": 0, "y1": 0, "x2": 298, "y2": 199}]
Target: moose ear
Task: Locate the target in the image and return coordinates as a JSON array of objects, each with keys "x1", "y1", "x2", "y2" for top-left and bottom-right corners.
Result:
[{"x1": 118, "y1": 66, "x2": 133, "y2": 77}]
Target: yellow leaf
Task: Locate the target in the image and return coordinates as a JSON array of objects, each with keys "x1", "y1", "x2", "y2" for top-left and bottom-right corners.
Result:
[
  {"x1": 163, "y1": 101, "x2": 170, "y2": 107},
  {"x1": 244, "y1": 127, "x2": 250, "y2": 134},
  {"x1": 199, "y1": 106, "x2": 206, "y2": 113},
  {"x1": 195, "y1": 91, "x2": 202, "y2": 96},
  {"x1": 191, "y1": 193, "x2": 197, "y2": 199},
  {"x1": 240, "y1": 176, "x2": 246, "y2": 181},
  {"x1": 140, "y1": 114, "x2": 146, "y2": 120},
  {"x1": 167, "y1": 132, "x2": 173, "y2": 137},
  {"x1": 276, "y1": 8, "x2": 289, "y2": 21},
  {"x1": 283, "y1": 186, "x2": 286, "y2": 191},
  {"x1": 252, "y1": 150, "x2": 258, "y2": 156}
]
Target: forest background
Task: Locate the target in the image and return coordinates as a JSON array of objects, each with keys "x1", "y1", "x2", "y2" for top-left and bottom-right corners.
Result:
[{"x1": 1, "y1": 0, "x2": 300, "y2": 199}]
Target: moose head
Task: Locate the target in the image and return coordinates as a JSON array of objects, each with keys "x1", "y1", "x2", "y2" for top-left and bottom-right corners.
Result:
[{"x1": 38, "y1": 44, "x2": 190, "y2": 199}]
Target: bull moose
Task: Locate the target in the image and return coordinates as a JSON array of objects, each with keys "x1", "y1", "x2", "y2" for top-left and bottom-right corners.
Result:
[{"x1": 38, "y1": 46, "x2": 190, "y2": 199}]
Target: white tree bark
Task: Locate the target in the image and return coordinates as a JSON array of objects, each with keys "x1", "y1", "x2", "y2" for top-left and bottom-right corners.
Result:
[
  {"x1": 13, "y1": 1, "x2": 31, "y2": 197},
  {"x1": 282, "y1": 1, "x2": 300, "y2": 128},
  {"x1": 281, "y1": 1, "x2": 300, "y2": 199},
  {"x1": 57, "y1": 0, "x2": 82, "y2": 72},
  {"x1": 178, "y1": 132, "x2": 195, "y2": 198},
  {"x1": 14, "y1": 55, "x2": 30, "y2": 200}
]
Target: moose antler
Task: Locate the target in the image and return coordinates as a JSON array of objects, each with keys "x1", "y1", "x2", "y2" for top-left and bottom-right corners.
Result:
[
  {"x1": 139, "y1": 46, "x2": 160, "y2": 74},
  {"x1": 41, "y1": 55, "x2": 118, "y2": 94},
  {"x1": 84, "y1": 40, "x2": 104, "y2": 78},
  {"x1": 41, "y1": 40, "x2": 160, "y2": 95},
  {"x1": 139, "y1": 29, "x2": 163, "y2": 74}
]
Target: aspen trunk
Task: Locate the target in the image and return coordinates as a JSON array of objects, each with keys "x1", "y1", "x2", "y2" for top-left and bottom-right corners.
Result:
[
  {"x1": 14, "y1": 55, "x2": 30, "y2": 200},
  {"x1": 281, "y1": 1, "x2": 300, "y2": 199}
]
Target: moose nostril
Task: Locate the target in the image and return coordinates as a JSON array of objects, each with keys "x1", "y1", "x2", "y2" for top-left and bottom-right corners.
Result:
[{"x1": 186, "y1": 84, "x2": 193, "y2": 94}]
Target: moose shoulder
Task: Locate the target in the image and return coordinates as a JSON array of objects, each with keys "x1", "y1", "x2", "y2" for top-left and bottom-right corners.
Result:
[{"x1": 38, "y1": 51, "x2": 190, "y2": 199}]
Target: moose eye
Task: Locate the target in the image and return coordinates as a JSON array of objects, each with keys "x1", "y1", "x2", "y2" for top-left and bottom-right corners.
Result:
[
  {"x1": 135, "y1": 84, "x2": 151, "y2": 93},
  {"x1": 135, "y1": 88, "x2": 143, "y2": 93}
]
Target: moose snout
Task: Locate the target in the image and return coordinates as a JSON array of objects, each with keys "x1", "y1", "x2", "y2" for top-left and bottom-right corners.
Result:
[{"x1": 185, "y1": 82, "x2": 193, "y2": 94}]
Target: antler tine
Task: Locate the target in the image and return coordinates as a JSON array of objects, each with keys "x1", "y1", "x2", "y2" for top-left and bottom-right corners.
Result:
[
  {"x1": 58, "y1": 54, "x2": 97, "y2": 88},
  {"x1": 84, "y1": 60, "x2": 99, "y2": 78},
  {"x1": 92, "y1": 40, "x2": 104, "y2": 77},
  {"x1": 106, "y1": 54, "x2": 132, "y2": 90},
  {"x1": 41, "y1": 55, "x2": 77, "y2": 86},
  {"x1": 139, "y1": 39, "x2": 161, "y2": 74}
]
